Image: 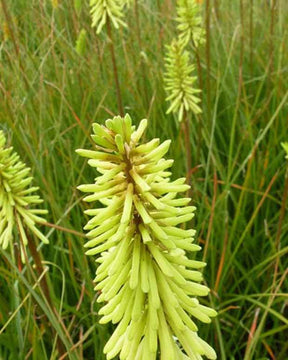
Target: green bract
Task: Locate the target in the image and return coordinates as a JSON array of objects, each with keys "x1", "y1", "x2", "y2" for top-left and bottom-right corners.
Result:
[
  {"x1": 281, "y1": 142, "x2": 288, "y2": 160},
  {"x1": 77, "y1": 114, "x2": 217, "y2": 360},
  {"x1": 176, "y1": 0, "x2": 206, "y2": 48},
  {"x1": 0, "y1": 131, "x2": 49, "y2": 261},
  {"x1": 75, "y1": 29, "x2": 87, "y2": 56},
  {"x1": 164, "y1": 39, "x2": 202, "y2": 122},
  {"x1": 90, "y1": 0, "x2": 127, "y2": 34}
]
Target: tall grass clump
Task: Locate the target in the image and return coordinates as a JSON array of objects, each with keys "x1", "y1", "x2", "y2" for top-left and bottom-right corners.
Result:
[{"x1": 77, "y1": 114, "x2": 217, "y2": 359}]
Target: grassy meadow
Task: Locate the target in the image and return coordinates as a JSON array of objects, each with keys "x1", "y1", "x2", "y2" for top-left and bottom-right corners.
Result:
[{"x1": 0, "y1": 0, "x2": 288, "y2": 359}]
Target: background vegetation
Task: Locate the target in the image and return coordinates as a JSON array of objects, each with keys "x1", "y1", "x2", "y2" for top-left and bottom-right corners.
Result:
[{"x1": 0, "y1": 0, "x2": 287, "y2": 359}]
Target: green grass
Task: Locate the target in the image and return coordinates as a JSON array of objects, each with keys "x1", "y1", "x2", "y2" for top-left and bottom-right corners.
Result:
[{"x1": 0, "y1": 0, "x2": 288, "y2": 359}]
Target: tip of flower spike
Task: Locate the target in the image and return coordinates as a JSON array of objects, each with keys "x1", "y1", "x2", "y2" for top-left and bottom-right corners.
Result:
[
  {"x1": 76, "y1": 184, "x2": 86, "y2": 192},
  {"x1": 131, "y1": 118, "x2": 148, "y2": 143},
  {"x1": 124, "y1": 113, "x2": 132, "y2": 126},
  {"x1": 0, "y1": 130, "x2": 6, "y2": 147},
  {"x1": 75, "y1": 149, "x2": 85, "y2": 156}
]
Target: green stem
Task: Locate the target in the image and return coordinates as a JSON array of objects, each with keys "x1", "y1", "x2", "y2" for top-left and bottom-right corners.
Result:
[
  {"x1": 193, "y1": 47, "x2": 203, "y2": 163},
  {"x1": 227, "y1": 0, "x2": 244, "y2": 180},
  {"x1": 182, "y1": 110, "x2": 192, "y2": 197},
  {"x1": 269, "y1": 0, "x2": 276, "y2": 79},
  {"x1": 106, "y1": 18, "x2": 124, "y2": 116},
  {"x1": 11, "y1": 245, "x2": 24, "y2": 357},
  {"x1": 205, "y1": 0, "x2": 211, "y2": 121},
  {"x1": 250, "y1": 0, "x2": 254, "y2": 78},
  {"x1": 214, "y1": 0, "x2": 220, "y2": 20},
  {"x1": 134, "y1": 0, "x2": 142, "y2": 50},
  {"x1": 272, "y1": 168, "x2": 288, "y2": 286}
]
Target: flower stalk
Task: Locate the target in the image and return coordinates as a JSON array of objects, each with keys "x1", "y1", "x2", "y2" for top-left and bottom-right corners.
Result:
[
  {"x1": 90, "y1": 0, "x2": 128, "y2": 116},
  {"x1": 106, "y1": 17, "x2": 124, "y2": 116}
]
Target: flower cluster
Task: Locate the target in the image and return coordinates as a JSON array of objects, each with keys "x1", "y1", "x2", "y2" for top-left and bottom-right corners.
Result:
[
  {"x1": 164, "y1": 39, "x2": 202, "y2": 122},
  {"x1": 90, "y1": 0, "x2": 127, "y2": 34},
  {"x1": 77, "y1": 114, "x2": 217, "y2": 360},
  {"x1": 176, "y1": 0, "x2": 206, "y2": 48},
  {"x1": 0, "y1": 131, "x2": 49, "y2": 261}
]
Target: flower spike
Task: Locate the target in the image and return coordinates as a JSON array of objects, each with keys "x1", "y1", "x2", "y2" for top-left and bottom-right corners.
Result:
[
  {"x1": 77, "y1": 114, "x2": 217, "y2": 360},
  {"x1": 164, "y1": 39, "x2": 202, "y2": 122},
  {"x1": 0, "y1": 131, "x2": 49, "y2": 262},
  {"x1": 90, "y1": 0, "x2": 127, "y2": 34},
  {"x1": 176, "y1": 0, "x2": 206, "y2": 48}
]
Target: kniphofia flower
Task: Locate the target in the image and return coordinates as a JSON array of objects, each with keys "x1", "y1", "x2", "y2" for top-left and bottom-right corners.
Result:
[
  {"x1": 90, "y1": 0, "x2": 127, "y2": 34},
  {"x1": 77, "y1": 114, "x2": 217, "y2": 359},
  {"x1": 176, "y1": 0, "x2": 206, "y2": 48},
  {"x1": 164, "y1": 39, "x2": 202, "y2": 122},
  {"x1": 0, "y1": 131, "x2": 49, "y2": 261}
]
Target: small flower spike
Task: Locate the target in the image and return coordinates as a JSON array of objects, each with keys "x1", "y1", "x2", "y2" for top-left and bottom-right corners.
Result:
[
  {"x1": 176, "y1": 0, "x2": 206, "y2": 48},
  {"x1": 90, "y1": 0, "x2": 127, "y2": 34},
  {"x1": 0, "y1": 131, "x2": 49, "y2": 261},
  {"x1": 164, "y1": 39, "x2": 202, "y2": 122},
  {"x1": 77, "y1": 114, "x2": 217, "y2": 360}
]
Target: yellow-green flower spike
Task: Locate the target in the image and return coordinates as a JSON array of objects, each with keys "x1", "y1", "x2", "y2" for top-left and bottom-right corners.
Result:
[
  {"x1": 281, "y1": 142, "x2": 288, "y2": 160},
  {"x1": 164, "y1": 39, "x2": 202, "y2": 122},
  {"x1": 0, "y1": 131, "x2": 49, "y2": 261},
  {"x1": 77, "y1": 114, "x2": 217, "y2": 360},
  {"x1": 90, "y1": 0, "x2": 127, "y2": 34},
  {"x1": 176, "y1": 0, "x2": 206, "y2": 48}
]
